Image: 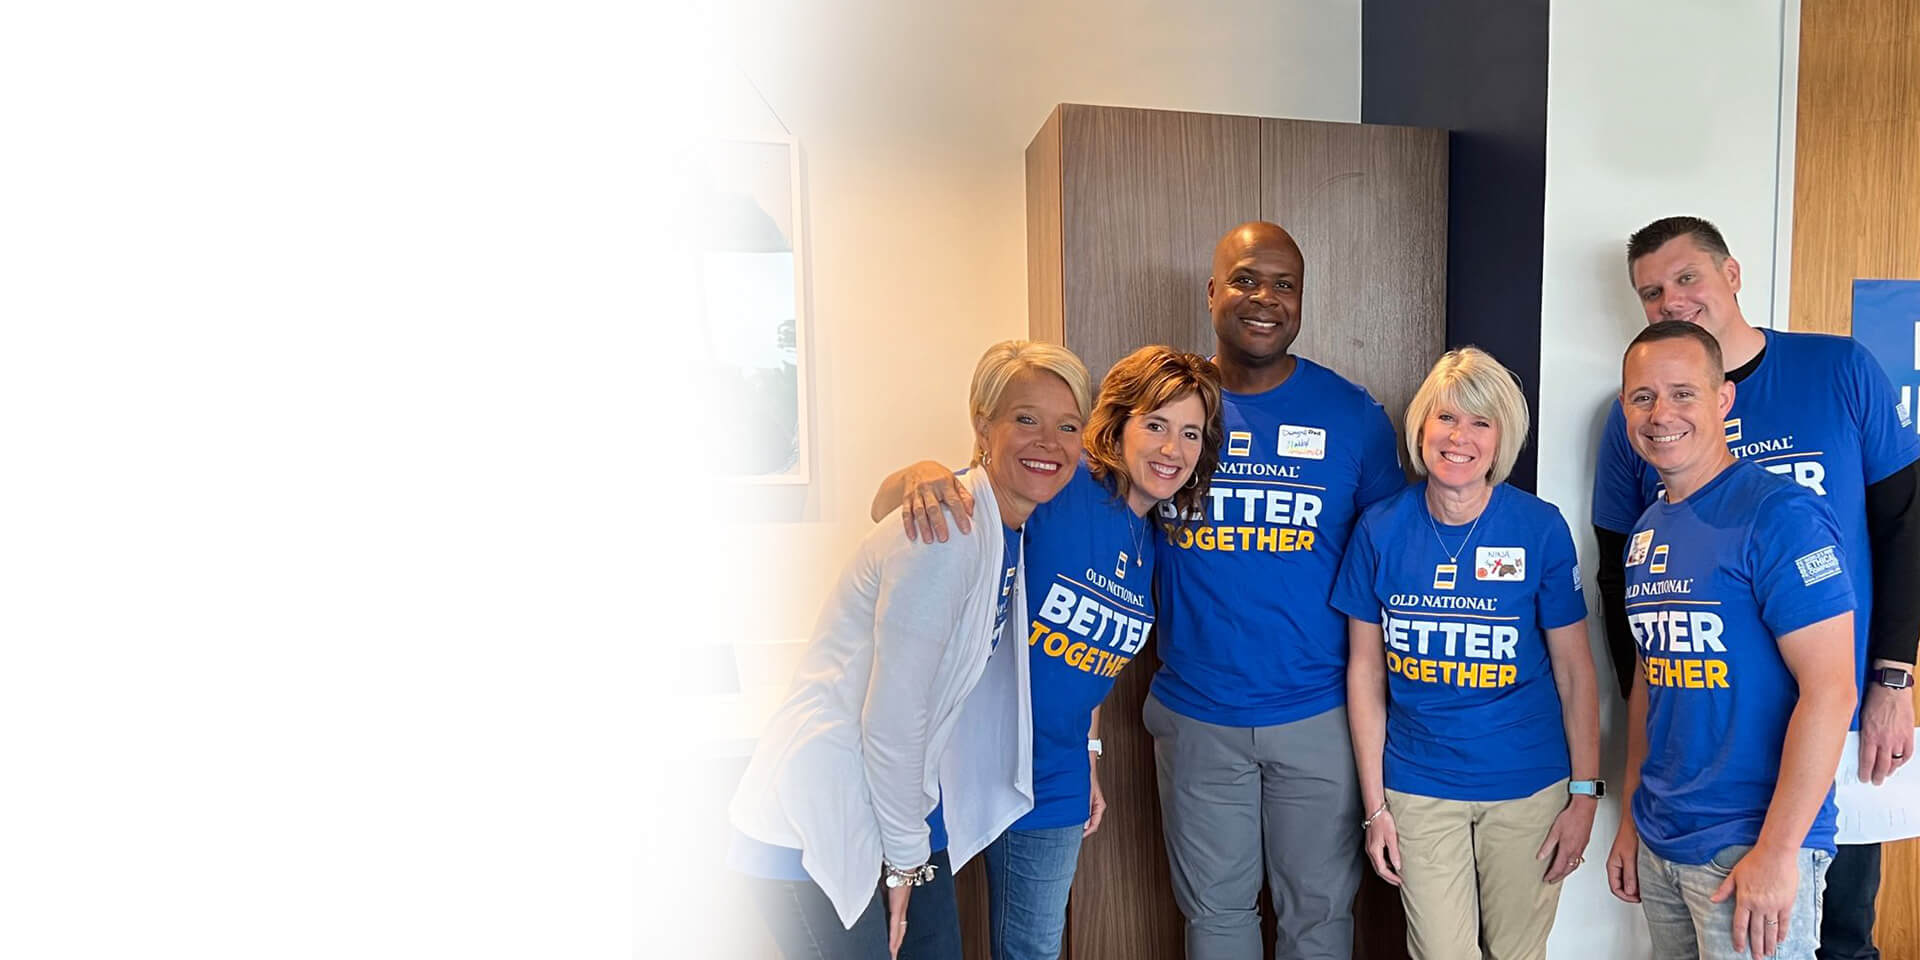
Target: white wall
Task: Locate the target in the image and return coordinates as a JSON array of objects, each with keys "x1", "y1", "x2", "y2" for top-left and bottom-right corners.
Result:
[
  {"x1": 722, "y1": 0, "x2": 1363, "y2": 642},
  {"x1": 1538, "y1": 1, "x2": 1798, "y2": 955},
  {"x1": 664, "y1": 4, "x2": 1363, "y2": 954}
]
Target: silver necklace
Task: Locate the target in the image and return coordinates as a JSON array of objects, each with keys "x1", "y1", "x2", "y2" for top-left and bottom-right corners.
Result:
[
  {"x1": 1426, "y1": 497, "x2": 1486, "y2": 564},
  {"x1": 1127, "y1": 511, "x2": 1147, "y2": 567}
]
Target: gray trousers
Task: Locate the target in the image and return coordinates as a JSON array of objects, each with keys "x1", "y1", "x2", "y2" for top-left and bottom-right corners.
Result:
[{"x1": 1143, "y1": 694, "x2": 1363, "y2": 960}]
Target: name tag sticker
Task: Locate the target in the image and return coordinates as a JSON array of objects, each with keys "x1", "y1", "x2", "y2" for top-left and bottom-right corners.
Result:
[
  {"x1": 1277, "y1": 425, "x2": 1327, "y2": 460},
  {"x1": 1796, "y1": 545, "x2": 1843, "y2": 586},
  {"x1": 1627, "y1": 530, "x2": 1654, "y2": 567},
  {"x1": 1475, "y1": 547, "x2": 1525, "y2": 581}
]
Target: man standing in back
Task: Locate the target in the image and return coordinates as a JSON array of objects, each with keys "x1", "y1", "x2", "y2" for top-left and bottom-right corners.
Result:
[
  {"x1": 1591, "y1": 216, "x2": 1920, "y2": 959},
  {"x1": 1144, "y1": 221, "x2": 1405, "y2": 960}
]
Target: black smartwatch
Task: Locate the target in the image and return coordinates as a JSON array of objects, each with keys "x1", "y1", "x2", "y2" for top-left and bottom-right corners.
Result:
[{"x1": 1871, "y1": 666, "x2": 1914, "y2": 690}]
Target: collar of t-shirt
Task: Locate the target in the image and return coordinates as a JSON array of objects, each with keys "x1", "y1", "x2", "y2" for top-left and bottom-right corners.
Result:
[{"x1": 1727, "y1": 340, "x2": 1767, "y2": 384}]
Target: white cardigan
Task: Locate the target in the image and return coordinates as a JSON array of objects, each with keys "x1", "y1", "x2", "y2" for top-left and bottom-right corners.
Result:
[{"x1": 729, "y1": 470, "x2": 1036, "y2": 928}]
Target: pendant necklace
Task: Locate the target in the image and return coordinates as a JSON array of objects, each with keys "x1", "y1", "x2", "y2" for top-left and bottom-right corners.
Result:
[{"x1": 1427, "y1": 492, "x2": 1485, "y2": 590}]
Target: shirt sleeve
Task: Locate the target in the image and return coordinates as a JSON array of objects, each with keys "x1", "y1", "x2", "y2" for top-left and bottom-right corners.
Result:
[
  {"x1": 1355, "y1": 402, "x2": 1407, "y2": 510},
  {"x1": 864, "y1": 528, "x2": 981, "y2": 868},
  {"x1": 1536, "y1": 509, "x2": 1589, "y2": 630},
  {"x1": 1844, "y1": 339, "x2": 1920, "y2": 484},
  {"x1": 1592, "y1": 401, "x2": 1654, "y2": 534},
  {"x1": 1329, "y1": 512, "x2": 1384, "y2": 622},
  {"x1": 1747, "y1": 490, "x2": 1858, "y2": 639}
]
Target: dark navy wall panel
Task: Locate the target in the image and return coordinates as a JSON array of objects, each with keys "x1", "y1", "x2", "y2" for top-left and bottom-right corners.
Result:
[{"x1": 1363, "y1": 0, "x2": 1549, "y2": 493}]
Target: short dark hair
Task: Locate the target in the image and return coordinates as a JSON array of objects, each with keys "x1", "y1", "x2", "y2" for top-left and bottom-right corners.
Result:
[
  {"x1": 1625, "y1": 320, "x2": 1725, "y2": 385},
  {"x1": 1627, "y1": 216, "x2": 1731, "y2": 268}
]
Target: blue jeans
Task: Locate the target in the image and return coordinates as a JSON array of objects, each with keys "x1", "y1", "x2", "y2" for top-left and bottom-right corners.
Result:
[
  {"x1": 1638, "y1": 843, "x2": 1831, "y2": 960},
  {"x1": 750, "y1": 849, "x2": 963, "y2": 960},
  {"x1": 983, "y1": 825, "x2": 1085, "y2": 960}
]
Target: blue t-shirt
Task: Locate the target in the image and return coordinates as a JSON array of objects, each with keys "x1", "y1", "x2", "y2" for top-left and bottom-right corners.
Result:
[
  {"x1": 1152, "y1": 358, "x2": 1405, "y2": 726},
  {"x1": 994, "y1": 524, "x2": 1022, "y2": 648},
  {"x1": 1594, "y1": 329, "x2": 1920, "y2": 727},
  {"x1": 1624, "y1": 461, "x2": 1855, "y2": 864},
  {"x1": 1330, "y1": 483, "x2": 1588, "y2": 801},
  {"x1": 1015, "y1": 464, "x2": 1155, "y2": 829}
]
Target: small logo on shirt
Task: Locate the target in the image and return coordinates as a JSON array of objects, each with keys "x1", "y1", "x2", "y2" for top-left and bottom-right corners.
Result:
[
  {"x1": 1627, "y1": 530, "x2": 1655, "y2": 566},
  {"x1": 1572, "y1": 563, "x2": 1584, "y2": 591},
  {"x1": 1115, "y1": 552, "x2": 1129, "y2": 579},
  {"x1": 1475, "y1": 547, "x2": 1526, "y2": 581},
  {"x1": 1227, "y1": 430, "x2": 1253, "y2": 457},
  {"x1": 1277, "y1": 425, "x2": 1327, "y2": 460},
  {"x1": 1724, "y1": 418, "x2": 1743, "y2": 443},
  {"x1": 1795, "y1": 546, "x2": 1843, "y2": 586},
  {"x1": 1648, "y1": 544, "x2": 1670, "y2": 575},
  {"x1": 1433, "y1": 563, "x2": 1458, "y2": 590}
]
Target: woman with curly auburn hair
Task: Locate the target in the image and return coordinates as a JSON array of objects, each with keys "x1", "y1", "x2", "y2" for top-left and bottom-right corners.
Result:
[{"x1": 871, "y1": 344, "x2": 1224, "y2": 960}]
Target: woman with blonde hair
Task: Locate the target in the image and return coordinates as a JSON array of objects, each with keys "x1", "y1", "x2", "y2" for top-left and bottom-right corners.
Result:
[
  {"x1": 873, "y1": 344, "x2": 1225, "y2": 959},
  {"x1": 730, "y1": 340, "x2": 1092, "y2": 960},
  {"x1": 1330, "y1": 346, "x2": 1601, "y2": 959}
]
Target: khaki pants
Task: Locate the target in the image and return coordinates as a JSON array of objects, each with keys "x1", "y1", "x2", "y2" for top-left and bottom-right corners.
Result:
[{"x1": 1385, "y1": 779, "x2": 1569, "y2": 960}]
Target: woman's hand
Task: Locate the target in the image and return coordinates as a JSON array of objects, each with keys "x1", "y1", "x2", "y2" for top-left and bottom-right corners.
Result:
[
  {"x1": 1084, "y1": 756, "x2": 1107, "y2": 837},
  {"x1": 1536, "y1": 797, "x2": 1596, "y2": 883},
  {"x1": 899, "y1": 462, "x2": 972, "y2": 542},
  {"x1": 1365, "y1": 811, "x2": 1403, "y2": 886},
  {"x1": 886, "y1": 885, "x2": 911, "y2": 958}
]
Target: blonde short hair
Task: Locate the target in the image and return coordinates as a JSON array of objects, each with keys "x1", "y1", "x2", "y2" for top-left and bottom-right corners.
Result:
[
  {"x1": 968, "y1": 340, "x2": 1093, "y2": 464},
  {"x1": 1404, "y1": 347, "x2": 1529, "y2": 486}
]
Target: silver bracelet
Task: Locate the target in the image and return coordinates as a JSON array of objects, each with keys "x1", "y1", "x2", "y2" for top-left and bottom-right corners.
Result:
[
  {"x1": 882, "y1": 861, "x2": 937, "y2": 889},
  {"x1": 1362, "y1": 802, "x2": 1390, "y2": 829}
]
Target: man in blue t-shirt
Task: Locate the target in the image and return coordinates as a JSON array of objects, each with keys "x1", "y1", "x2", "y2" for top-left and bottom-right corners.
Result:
[
  {"x1": 1604, "y1": 321, "x2": 1859, "y2": 960},
  {"x1": 1142, "y1": 221, "x2": 1404, "y2": 960},
  {"x1": 1591, "y1": 217, "x2": 1920, "y2": 960}
]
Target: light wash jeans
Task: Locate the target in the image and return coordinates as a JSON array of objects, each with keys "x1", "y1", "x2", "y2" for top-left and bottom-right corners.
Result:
[
  {"x1": 982, "y1": 825, "x2": 1084, "y2": 960},
  {"x1": 1637, "y1": 843, "x2": 1830, "y2": 960}
]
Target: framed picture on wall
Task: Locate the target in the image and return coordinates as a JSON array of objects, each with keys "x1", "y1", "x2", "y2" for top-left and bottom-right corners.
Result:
[{"x1": 698, "y1": 136, "x2": 810, "y2": 484}]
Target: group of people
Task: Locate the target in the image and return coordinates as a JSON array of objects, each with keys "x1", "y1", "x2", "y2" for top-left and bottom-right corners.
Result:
[{"x1": 726, "y1": 215, "x2": 1919, "y2": 960}]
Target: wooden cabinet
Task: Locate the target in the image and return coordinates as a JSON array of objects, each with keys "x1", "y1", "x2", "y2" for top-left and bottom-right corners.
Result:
[{"x1": 977, "y1": 102, "x2": 1446, "y2": 960}]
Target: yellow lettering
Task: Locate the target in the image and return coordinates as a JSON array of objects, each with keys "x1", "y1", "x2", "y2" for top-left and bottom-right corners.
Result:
[
  {"x1": 1497, "y1": 664, "x2": 1516, "y2": 687},
  {"x1": 1706, "y1": 659, "x2": 1728, "y2": 689},
  {"x1": 1027, "y1": 621, "x2": 1048, "y2": 646},
  {"x1": 1044, "y1": 631, "x2": 1069, "y2": 658},
  {"x1": 1258, "y1": 527, "x2": 1279, "y2": 551},
  {"x1": 1297, "y1": 530, "x2": 1316, "y2": 551}
]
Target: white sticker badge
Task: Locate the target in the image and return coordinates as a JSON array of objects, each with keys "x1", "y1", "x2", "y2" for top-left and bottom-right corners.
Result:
[
  {"x1": 1277, "y1": 425, "x2": 1326, "y2": 460},
  {"x1": 1626, "y1": 530, "x2": 1654, "y2": 567},
  {"x1": 1475, "y1": 547, "x2": 1526, "y2": 581}
]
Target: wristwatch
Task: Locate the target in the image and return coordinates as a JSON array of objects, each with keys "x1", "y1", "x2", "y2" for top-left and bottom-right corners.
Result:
[
  {"x1": 1569, "y1": 779, "x2": 1607, "y2": 799},
  {"x1": 1087, "y1": 738, "x2": 1104, "y2": 759},
  {"x1": 1871, "y1": 666, "x2": 1914, "y2": 690}
]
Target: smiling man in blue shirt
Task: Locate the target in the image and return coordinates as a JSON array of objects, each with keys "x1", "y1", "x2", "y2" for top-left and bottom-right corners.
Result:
[{"x1": 1592, "y1": 217, "x2": 1920, "y2": 960}]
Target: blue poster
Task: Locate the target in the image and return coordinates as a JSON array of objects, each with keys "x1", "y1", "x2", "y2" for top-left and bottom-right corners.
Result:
[{"x1": 1852, "y1": 279, "x2": 1920, "y2": 438}]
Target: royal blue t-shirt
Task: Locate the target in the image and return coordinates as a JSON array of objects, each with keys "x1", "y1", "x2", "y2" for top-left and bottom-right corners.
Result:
[
  {"x1": 1330, "y1": 482, "x2": 1588, "y2": 801},
  {"x1": 994, "y1": 523, "x2": 1022, "y2": 648},
  {"x1": 1624, "y1": 460, "x2": 1855, "y2": 864},
  {"x1": 1152, "y1": 358, "x2": 1405, "y2": 726},
  {"x1": 1015, "y1": 464, "x2": 1155, "y2": 829},
  {"x1": 1594, "y1": 330, "x2": 1920, "y2": 727}
]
